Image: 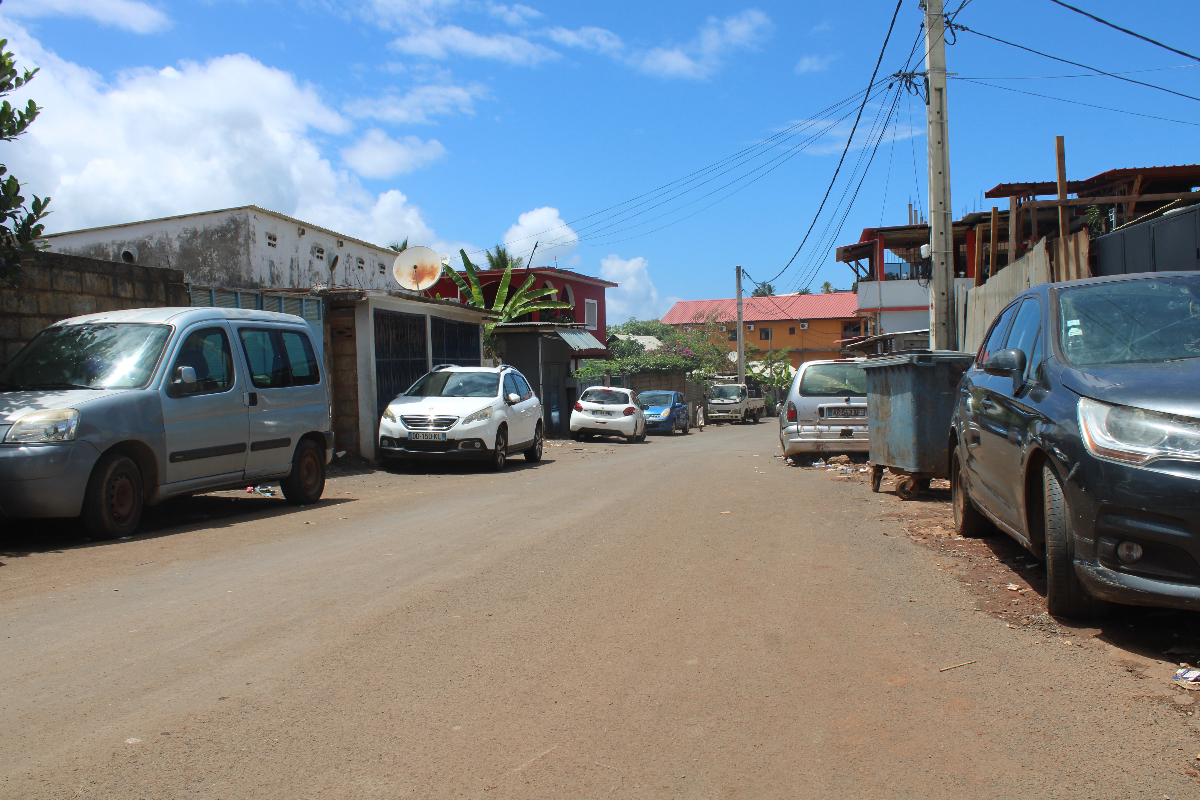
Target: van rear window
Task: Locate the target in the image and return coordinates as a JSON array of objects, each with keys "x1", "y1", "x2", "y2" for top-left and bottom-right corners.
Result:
[{"x1": 799, "y1": 363, "x2": 866, "y2": 397}]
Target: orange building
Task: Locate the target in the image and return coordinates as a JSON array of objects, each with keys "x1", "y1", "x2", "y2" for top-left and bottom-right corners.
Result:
[{"x1": 660, "y1": 293, "x2": 861, "y2": 369}]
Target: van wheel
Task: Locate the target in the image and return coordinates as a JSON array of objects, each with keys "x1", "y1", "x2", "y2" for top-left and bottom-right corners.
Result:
[
  {"x1": 952, "y1": 446, "x2": 991, "y2": 537},
  {"x1": 83, "y1": 453, "x2": 144, "y2": 540},
  {"x1": 1044, "y1": 465, "x2": 1104, "y2": 618},
  {"x1": 525, "y1": 423, "x2": 544, "y2": 462},
  {"x1": 281, "y1": 439, "x2": 325, "y2": 505}
]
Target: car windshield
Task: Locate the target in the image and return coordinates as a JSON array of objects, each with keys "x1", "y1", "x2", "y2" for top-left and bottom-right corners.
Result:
[
  {"x1": 0, "y1": 323, "x2": 172, "y2": 391},
  {"x1": 710, "y1": 385, "x2": 743, "y2": 400},
  {"x1": 799, "y1": 363, "x2": 867, "y2": 397},
  {"x1": 406, "y1": 371, "x2": 499, "y2": 397},
  {"x1": 1058, "y1": 277, "x2": 1200, "y2": 366},
  {"x1": 581, "y1": 388, "x2": 629, "y2": 405},
  {"x1": 638, "y1": 392, "x2": 673, "y2": 406}
]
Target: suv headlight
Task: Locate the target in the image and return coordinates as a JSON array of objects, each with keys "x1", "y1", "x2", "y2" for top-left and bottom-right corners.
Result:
[
  {"x1": 382, "y1": 407, "x2": 398, "y2": 423},
  {"x1": 1078, "y1": 397, "x2": 1200, "y2": 466},
  {"x1": 462, "y1": 405, "x2": 494, "y2": 425},
  {"x1": 5, "y1": 409, "x2": 80, "y2": 443}
]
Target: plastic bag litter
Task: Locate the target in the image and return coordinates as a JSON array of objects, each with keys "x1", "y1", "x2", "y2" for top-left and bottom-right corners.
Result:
[
  {"x1": 247, "y1": 485, "x2": 276, "y2": 497},
  {"x1": 1174, "y1": 668, "x2": 1200, "y2": 690}
]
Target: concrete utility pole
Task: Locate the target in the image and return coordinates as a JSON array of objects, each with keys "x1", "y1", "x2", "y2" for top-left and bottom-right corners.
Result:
[
  {"x1": 735, "y1": 266, "x2": 746, "y2": 384},
  {"x1": 923, "y1": 0, "x2": 956, "y2": 350}
]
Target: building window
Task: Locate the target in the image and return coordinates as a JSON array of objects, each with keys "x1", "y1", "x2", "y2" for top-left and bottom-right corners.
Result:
[
  {"x1": 759, "y1": 327, "x2": 772, "y2": 341},
  {"x1": 584, "y1": 299, "x2": 598, "y2": 330},
  {"x1": 266, "y1": 233, "x2": 277, "y2": 248},
  {"x1": 313, "y1": 246, "x2": 325, "y2": 261},
  {"x1": 842, "y1": 321, "x2": 863, "y2": 337},
  {"x1": 356, "y1": 257, "x2": 365, "y2": 270},
  {"x1": 379, "y1": 262, "x2": 386, "y2": 275},
  {"x1": 728, "y1": 330, "x2": 737, "y2": 342},
  {"x1": 789, "y1": 326, "x2": 796, "y2": 335}
]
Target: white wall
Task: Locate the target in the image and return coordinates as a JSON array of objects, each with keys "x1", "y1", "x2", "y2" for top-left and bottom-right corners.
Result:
[{"x1": 858, "y1": 278, "x2": 975, "y2": 333}]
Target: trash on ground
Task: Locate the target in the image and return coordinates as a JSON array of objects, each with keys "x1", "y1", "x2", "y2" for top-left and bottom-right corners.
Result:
[
  {"x1": 1005, "y1": 583, "x2": 1021, "y2": 591},
  {"x1": 1174, "y1": 669, "x2": 1200, "y2": 690},
  {"x1": 939, "y1": 660, "x2": 978, "y2": 672},
  {"x1": 247, "y1": 485, "x2": 275, "y2": 497},
  {"x1": 720, "y1": 511, "x2": 731, "y2": 514},
  {"x1": 335, "y1": 450, "x2": 347, "y2": 458}
]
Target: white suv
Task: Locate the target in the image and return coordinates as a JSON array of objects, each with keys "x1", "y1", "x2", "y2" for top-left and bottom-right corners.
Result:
[{"x1": 378, "y1": 365, "x2": 543, "y2": 470}]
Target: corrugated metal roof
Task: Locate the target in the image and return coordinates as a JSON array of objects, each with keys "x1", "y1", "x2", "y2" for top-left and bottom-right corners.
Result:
[
  {"x1": 661, "y1": 293, "x2": 859, "y2": 325},
  {"x1": 555, "y1": 329, "x2": 607, "y2": 351}
]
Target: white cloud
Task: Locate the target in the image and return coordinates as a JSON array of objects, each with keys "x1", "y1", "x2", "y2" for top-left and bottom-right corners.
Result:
[
  {"x1": 633, "y1": 10, "x2": 772, "y2": 80},
  {"x1": 390, "y1": 25, "x2": 558, "y2": 64},
  {"x1": 795, "y1": 54, "x2": 835, "y2": 74},
  {"x1": 503, "y1": 207, "x2": 578, "y2": 265},
  {"x1": 6, "y1": 21, "x2": 446, "y2": 250},
  {"x1": 345, "y1": 82, "x2": 486, "y2": 124},
  {"x1": 545, "y1": 25, "x2": 623, "y2": 54},
  {"x1": 599, "y1": 255, "x2": 665, "y2": 320},
  {"x1": 359, "y1": 0, "x2": 462, "y2": 30},
  {"x1": 488, "y1": 3, "x2": 541, "y2": 26},
  {"x1": 4, "y1": 0, "x2": 169, "y2": 34},
  {"x1": 341, "y1": 129, "x2": 445, "y2": 178}
]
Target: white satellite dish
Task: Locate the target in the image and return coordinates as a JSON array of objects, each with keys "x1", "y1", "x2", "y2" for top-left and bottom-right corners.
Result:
[{"x1": 392, "y1": 245, "x2": 443, "y2": 291}]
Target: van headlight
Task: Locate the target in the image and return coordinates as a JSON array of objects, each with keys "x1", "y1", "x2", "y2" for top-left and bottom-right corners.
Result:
[
  {"x1": 1078, "y1": 397, "x2": 1200, "y2": 466},
  {"x1": 462, "y1": 406, "x2": 494, "y2": 425},
  {"x1": 5, "y1": 409, "x2": 80, "y2": 443}
]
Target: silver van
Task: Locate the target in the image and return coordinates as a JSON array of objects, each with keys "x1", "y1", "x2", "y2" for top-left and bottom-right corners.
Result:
[
  {"x1": 778, "y1": 358, "x2": 869, "y2": 457},
  {"x1": 0, "y1": 307, "x2": 333, "y2": 538}
]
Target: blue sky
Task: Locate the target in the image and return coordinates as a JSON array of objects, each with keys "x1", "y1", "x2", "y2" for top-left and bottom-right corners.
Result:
[{"x1": 4, "y1": 0, "x2": 1199, "y2": 320}]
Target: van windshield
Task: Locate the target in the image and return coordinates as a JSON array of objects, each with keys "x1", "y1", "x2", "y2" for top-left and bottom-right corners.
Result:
[
  {"x1": 406, "y1": 371, "x2": 500, "y2": 397},
  {"x1": 799, "y1": 363, "x2": 866, "y2": 397},
  {"x1": 0, "y1": 324, "x2": 172, "y2": 391},
  {"x1": 710, "y1": 385, "x2": 744, "y2": 400}
]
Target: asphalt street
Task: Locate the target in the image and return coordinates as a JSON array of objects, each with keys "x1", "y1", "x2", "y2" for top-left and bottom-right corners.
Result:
[{"x1": 3, "y1": 423, "x2": 1200, "y2": 799}]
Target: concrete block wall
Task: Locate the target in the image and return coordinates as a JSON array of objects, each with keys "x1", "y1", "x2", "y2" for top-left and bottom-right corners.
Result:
[
  {"x1": 0, "y1": 251, "x2": 189, "y2": 365},
  {"x1": 327, "y1": 306, "x2": 360, "y2": 454}
]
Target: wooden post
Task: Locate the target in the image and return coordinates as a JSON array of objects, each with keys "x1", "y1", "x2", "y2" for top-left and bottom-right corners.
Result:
[
  {"x1": 1029, "y1": 200, "x2": 1037, "y2": 247},
  {"x1": 989, "y1": 206, "x2": 999, "y2": 277},
  {"x1": 1125, "y1": 174, "x2": 1144, "y2": 226},
  {"x1": 1008, "y1": 195, "x2": 1019, "y2": 264},
  {"x1": 973, "y1": 224, "x2": 984, "y2": 287},
  {"x1": 1055, "y1": 136, "x2": 1069, "y2": 240}
]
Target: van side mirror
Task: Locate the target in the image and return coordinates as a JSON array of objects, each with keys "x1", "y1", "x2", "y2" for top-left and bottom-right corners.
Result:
[
  {"x1": 172, "y1": 365, "x2": 197, "y2": 395},
  {"x1": 506, "y1": 392, "x2": 521, "y2": 405}
]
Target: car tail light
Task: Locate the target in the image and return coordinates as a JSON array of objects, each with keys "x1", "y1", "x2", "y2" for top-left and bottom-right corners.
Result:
[
  {"x1": 623, "y1": 406, "x2": 636, "y2": 416},
  {"x1": 573, "y1": 402, "x2": 582, "y2": 412},
  {"x1": 786, "y1": 402, "x2": 797, "y2": 422}
]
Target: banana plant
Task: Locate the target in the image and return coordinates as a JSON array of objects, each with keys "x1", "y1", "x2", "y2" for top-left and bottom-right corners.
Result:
[{"x1": 446, "y1": 247, "x2": 571, "y2": 323}]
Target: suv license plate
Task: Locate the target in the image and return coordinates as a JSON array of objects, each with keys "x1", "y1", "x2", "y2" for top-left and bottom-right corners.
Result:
[
  {"x1": 410, "y1": 432, "x2": 446, "y2": 441},
  {"x1": 594, "y1": 410, "x2": 613, "y2": 417},
  {"x1": 826, "y1": 408, "x2": 864, "y2": 418}
]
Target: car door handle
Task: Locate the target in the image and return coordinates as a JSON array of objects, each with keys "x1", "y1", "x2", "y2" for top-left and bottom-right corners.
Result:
[
  {"x1": 244, "y1": 392, "x2": 258, "y2": 407},
  {"x1": 978, "y1": 397, "x2": 994, "y2": 409}
]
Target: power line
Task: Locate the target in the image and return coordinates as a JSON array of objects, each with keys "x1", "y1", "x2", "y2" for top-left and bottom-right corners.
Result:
[
  {"x1": 954, "y1": 77, "x2": 1200, "y2": 127},
  {"x1": 765, "y1": 0, "x2": 906, "y2": 285},
  {"x1": 1046, "y1": 0, "x2": 1200, "y2": 63},
  {"x1": 960, "y1": 63, "x2": 1198, "y2": 80},
  {"x1": 954, "y1": 23, "x2": 1200, "y2": 103}
]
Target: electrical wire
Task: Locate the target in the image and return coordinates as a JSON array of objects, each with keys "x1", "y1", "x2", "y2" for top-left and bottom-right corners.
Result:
[
  {"x1": 954, "y1": 77, "x2": 1200, "y2": 127},
  {"x1": 959, "y1": 63, "x2": 1198, "y2": 80},
  {"x1": 764, "y1": 0, "x2": 906, "y2": 286},
  {"x1": 1046, "y1": 0, "x2": 1200, "y2": 63},
  {"x1": 954, "y1": 23, "x2": 1200, "y2": 103}
]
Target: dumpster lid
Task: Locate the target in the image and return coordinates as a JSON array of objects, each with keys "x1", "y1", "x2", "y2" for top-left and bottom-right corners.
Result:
[{"x1": 861, "y1": 349, "x2": 974, "y2": 369}]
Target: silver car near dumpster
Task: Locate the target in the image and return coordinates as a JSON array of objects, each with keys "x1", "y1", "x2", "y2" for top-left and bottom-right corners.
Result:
[
  {"x1": 778, "y1": 358, "x2": 869, "y2": 457},
  {"x1": 0, "y1": 307, "x2": 334, "y2": 539}
]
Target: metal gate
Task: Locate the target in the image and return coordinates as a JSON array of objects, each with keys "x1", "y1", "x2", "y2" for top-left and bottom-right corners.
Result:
[
  {"x1": 431, "y1": 317, "x2": 482, "y2": 367},
  {"x1": 374, "y1": 310, "x2": 427, "y2": 417}
]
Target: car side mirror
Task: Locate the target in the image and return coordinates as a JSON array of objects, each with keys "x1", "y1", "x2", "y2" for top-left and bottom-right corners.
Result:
[
  {"x1": 506, "y1": 392, "x2": 521, "y2": 405},
  {"x1": 172, "y1": 365, "x2": 197, "y2": 395},
  {"x1": 983, "y1": 348, "x2": 1027, "y2": 394}
]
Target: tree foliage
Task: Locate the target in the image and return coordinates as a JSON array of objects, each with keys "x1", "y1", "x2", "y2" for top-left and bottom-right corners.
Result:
[
  {"x1": 387, "y1": 239, "x2": 408, "y2": 253},
  {"x1": 577, "y1": 312, "x2": 731, "y2": 379},
  {"x1": 484, "y1": 245, "x2": 523, "y2": 272},
  {"x1": 446, "y1": 246, "x2": 569, "y2": 324},
  {"x1": 820, "y1": 281, "x2": 834, "y2": 294},
  {"x1": 751, "y1": 282, "x2": 775, "y2": 297},
  {"x1": 0, "y1": 39, "x2": 50, "y2": 282}
]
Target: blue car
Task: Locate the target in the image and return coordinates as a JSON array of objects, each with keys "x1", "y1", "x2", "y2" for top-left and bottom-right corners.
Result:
[{"x1": 638, "y1": 391, "x2": 690, "y2": 435}]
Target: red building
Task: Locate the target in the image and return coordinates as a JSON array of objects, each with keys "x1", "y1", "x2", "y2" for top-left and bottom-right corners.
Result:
[{"x1": 428, "y1": 266, "x2": 617, "y2": 335}]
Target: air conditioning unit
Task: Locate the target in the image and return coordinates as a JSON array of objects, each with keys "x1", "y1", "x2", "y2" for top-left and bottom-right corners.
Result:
[
  {"x1": 798, "y1": 322, "x2": 809, "y2": 330},
  {"x1": 718, "y1": 325, "x2": 727, "y2": 332},
  {"x1": 746, "y1": 324, "x2": 754, "y2": 331}
]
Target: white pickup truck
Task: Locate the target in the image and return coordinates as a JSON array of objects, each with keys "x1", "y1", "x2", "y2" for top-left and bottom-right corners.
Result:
[{"x1": 706, "y1": 383, "x2": 765, "y2": 424}]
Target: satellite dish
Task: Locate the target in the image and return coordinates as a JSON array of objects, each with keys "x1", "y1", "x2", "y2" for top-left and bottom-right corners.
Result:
[{"x1": 393, "y1": 245, "x2": 443, "y2": 291}]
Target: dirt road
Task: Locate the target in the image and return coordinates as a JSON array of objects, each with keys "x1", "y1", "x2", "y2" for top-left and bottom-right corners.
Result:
[{"x1": 3, "y1": 423, "x2": 1200, "y2": 798}]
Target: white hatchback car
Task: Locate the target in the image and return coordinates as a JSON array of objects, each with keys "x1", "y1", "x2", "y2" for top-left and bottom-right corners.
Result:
[
  {"x1": 570, "y1": 386, "x2": 646, "y2": 442},
  {"x1": 778, "y1": 359, "x2": 869, "y2": 457},
  {"x1": 378, "y1": 365, "x2": 543, "y2": 470}
]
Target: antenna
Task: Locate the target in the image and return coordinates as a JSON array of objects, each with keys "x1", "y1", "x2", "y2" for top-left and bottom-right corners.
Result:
[{"x1": 392, "y1": 245, "x2": 443, "y2": 291}]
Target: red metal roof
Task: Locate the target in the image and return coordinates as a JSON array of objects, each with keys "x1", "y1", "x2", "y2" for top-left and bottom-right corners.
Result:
[
  {"x1": 451, "y1": 266, "x2": 618, "y2": 288},
  {"x1": 985, "y1": 164, "x2": 1200, "y2": 198},
  {"x1": 661, "y1": 293, "x2": 859, "y2": 325}
]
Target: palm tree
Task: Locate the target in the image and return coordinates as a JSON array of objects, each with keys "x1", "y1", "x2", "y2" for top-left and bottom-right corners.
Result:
[
  {"x1": 751, "y1": 282, "x2": 776, "y2": 297},
  {"x1": 387, "y1": 239, "x2": 408, "y2": 253},
  {"x1": 797, "y1": 288, "x2": 811, "y2": 295},
  {"x1": 447, "y1": 249, "x2": 569, "y2": 324},
  {"x1": 484, "y1": 244, "x2": 523, "y2": 272},
  {"x1": 820, "y1": 281, "x2": 834, "y2": 294}
]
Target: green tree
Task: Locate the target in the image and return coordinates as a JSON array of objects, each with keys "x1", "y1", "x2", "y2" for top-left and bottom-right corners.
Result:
[
  {"x1": 797, "y1": 287, "x2": 811, "y2": 295},
  {"x1": 608, "y1": 317, "x2": 675, "y2": 340},
  {"x1": 484, "y1": 244, "x2": 523, "y2": 272},
  {"x1": 387, "y1": 239, "x2": 408, "y2": 253},
  {"x1": 751, "y1": 282, "x2": 775, "y2": 297},
  {"x1": 0, "y1": 39, "x2": 50, "y2": 282},
  {"x1": 447, "y1": 248, "x2": 568, "y2": 324},
  {"x1": 820, "y1": 281, "x2": 834, "y2": 294}
]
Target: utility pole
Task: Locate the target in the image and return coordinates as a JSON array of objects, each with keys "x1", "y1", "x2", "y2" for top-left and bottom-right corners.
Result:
[
  {"x1": 924, "y1": 0, "x2": 956, "y2": 350},
  {"x1": 735, "y1": 266, "x2": 745, "y2": 384}
]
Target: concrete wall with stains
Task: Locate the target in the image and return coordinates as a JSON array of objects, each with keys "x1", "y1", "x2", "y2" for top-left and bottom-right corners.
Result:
[{"x1": 44, "y1": 206, "x2": 409, "y2": 293}]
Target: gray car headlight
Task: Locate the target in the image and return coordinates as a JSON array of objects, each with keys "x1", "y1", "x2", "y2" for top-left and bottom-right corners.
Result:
[
  {"x1": 462, "y1": 405, "x2": 494, "y2": 425},
  {"x1": 5, "y1": 408, "x2": 80, "y2": 443},
  {"x1": 1078, "y1": 397, "x2": 1200, "y2": 466}
]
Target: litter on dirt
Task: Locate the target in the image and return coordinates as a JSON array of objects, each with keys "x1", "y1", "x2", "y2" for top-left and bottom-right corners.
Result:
[{"x1": 939, "y1": 660, "x2": 978, "y2": 672}]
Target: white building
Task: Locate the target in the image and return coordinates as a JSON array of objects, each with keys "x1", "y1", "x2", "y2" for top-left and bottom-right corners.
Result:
[{"x1": 44, "y1": 206, "x2": 408, "y2": 292}]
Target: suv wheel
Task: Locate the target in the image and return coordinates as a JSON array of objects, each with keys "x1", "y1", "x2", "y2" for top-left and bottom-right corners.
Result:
[
  {"x1": 952, "y1": 446, "x2": 990, "y2": 537},
  {"x1": 281, "y1": 438, "x2": 325, "y2": 505},
  {"x1": 83, "y1": 453, "x2": 143, "y2": 540},
  {"x1": 525, "y1": 423, "x2": 544, "y2": 462},
  {"x1": 1044, "y1": 465, "x2": 1104, "y2": 618},
  {"x1": 491, "y1": 429, "x2": 508, "y2": 471}
]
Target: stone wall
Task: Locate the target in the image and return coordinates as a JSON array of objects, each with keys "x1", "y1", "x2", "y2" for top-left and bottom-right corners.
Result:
[
  {"x1": 327, "y1": 306, "x2": 360, "y2": 455},
  {"x1": 0, "y1": 251, "x2": 189, "y2": 365}
]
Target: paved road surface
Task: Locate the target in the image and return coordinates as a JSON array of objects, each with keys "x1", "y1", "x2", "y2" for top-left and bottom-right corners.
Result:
[{"x1": 3, "y1": 424, "x2": 1199, "y2": 798}]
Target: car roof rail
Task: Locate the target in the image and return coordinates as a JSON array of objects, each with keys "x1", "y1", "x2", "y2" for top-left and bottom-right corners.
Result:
[
  {"x1": 432, "y1": 363, "x2": 459, "y2": 371},
  {"x1": 498, "y1": 364, "x2": 516, "y2": 371}
]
